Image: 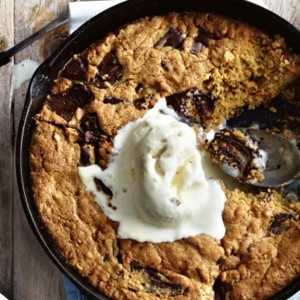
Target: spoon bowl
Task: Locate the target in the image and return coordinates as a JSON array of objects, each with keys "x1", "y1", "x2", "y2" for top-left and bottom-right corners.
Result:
[
  {"x1": 210, "y1": 128, "x2": 300, "y2": 188},
  {"x1": 247, "y1": 129, "x2": 300, "y2": 187}
]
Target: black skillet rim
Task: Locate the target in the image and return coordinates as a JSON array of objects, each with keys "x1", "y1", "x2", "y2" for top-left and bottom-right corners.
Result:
[{"x1": 16, "y1": 0, "x2": 300, "y2": 299}]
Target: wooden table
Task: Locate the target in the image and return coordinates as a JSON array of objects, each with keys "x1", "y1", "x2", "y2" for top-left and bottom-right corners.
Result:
[{"x1": 0, "y1": 0, "x2": 299, "y2": 299}]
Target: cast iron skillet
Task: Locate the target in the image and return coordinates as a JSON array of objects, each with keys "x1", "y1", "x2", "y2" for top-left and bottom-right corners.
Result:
[{"x1": 16, "y1": 0, "x2": 300, "y2": 299}]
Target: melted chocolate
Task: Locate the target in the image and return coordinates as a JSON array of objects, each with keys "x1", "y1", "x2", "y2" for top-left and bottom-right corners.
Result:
[
  {"x1": 47, "y1": 84, "x2": 94, "y2": 121},
  {"x1": 161, "y1": 60, "x2": 169, "y2": 70},
  {"x1": 134, "y1": 97, "x2": 146, "y2": 110},
  {"x1": 80, "y1": 113, "x2": 99, "y2": 132},
  {"x1": 269, "y1": 213, "x2": 293, "y2": 235},
  {"x1": 80, "y1": 113, "x2": 101, "y2": 143},
  {"x1": 195, "y1": 90, "x2": 216, "y2": 119},
  {"x1": 135, "y1": 83, "x2": 143, "y2": 93},
  {"x1": 83, "y1": 131, "x2": 99, "y2": 143},
  {"x1": 191, "y1": 28, "x2": 217, "y2": 54},
  {"x1": 94, "y1": 177, "x2": 113, "y2": 197},
  {"x1": 97, "y1": 51, "x2": 123, "y2": 85},
  {"x1": 209, "y1": 129, "x2": 253, "y2": 180},
  {"x1": 92, "y1": 76, "x2": 108, "y2": 89},
  {"x1": 103, "y1": 96, "x2": 123, "y2": 104},
  {"x1": 130, "y1": 262, "x2": 185, "y2": 296},
  {"x1": 166, "y1": 88, "x2": 215, "y2": 124},
  {"x1": 80, "y1": 144, "x2": 95, "y2": 166},
  {"x1": 213, "y1": 276, "x2": 232, "y2": 300},
  {"x1": 155, "y1": 27, "x2": 184, "y2": 49},
  {"x1": 195, "y1": 28, "x2": 216, "y2": 46},
  {"x1": 134, "y1": 94, "x2": 154, "y2": 110},
  {"x1": 61, "y1": 56, "x2": 87, "y2": 81},
  {"x1": 166, "y1": 90, "x2": 190, "y2": 117}
]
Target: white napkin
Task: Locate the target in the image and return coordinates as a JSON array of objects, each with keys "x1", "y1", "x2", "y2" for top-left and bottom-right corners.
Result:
[
  {"x1": 68, "y1": 0, "x2": 126, "y2": 34},
  {"x1": 68, "y1": 0, "x2": 267, "y2": 34},
  {"x1": 0, "y1": 293, "x2": 8, "y2": 300},
  {"x1": 247, "y1": 0, "x2": 267, "y2": 8}
]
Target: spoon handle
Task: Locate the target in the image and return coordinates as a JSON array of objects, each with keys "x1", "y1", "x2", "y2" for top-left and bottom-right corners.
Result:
[{"x1": 0, "y1": 11, "x2": 68, "y2": 68}]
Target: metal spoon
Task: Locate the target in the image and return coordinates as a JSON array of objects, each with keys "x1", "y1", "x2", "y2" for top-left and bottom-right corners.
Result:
[
  {"x1": 211, "y1": 129, "x2": 300, "y2": 188},
  {"x1": 0, "y1": 10, "x2": 68, "y2": 67}
]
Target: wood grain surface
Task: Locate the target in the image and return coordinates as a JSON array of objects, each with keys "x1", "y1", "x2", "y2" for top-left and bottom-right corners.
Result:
[
  {"x1": 0, "y1": 0, "x2": 13, "y2": 298},
  {"x1": 1, "y1": 1, "x2": 68, "y2": 299},
  {"x1": 0, "y1": 0, "x2": 299, "y2": 299}
]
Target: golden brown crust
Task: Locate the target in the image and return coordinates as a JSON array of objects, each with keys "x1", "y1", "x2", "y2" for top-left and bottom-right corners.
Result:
[
  {"x1": 36, "y1": 12, "x2": 300, "y2": 131},
  {"x1": 219, "y1": 190, "x2": 300, "y2": 300},
  {"x1": 30, "y1": 12, "x2": 300, "y2": 300}
]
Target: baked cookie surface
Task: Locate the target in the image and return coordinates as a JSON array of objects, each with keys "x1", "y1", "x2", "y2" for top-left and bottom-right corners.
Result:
[{"x1": 30, "y1": 12, "x2": 300, "y2": 299}]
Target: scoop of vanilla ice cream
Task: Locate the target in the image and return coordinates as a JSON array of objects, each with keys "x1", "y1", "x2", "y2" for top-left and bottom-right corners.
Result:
[
  {"x1": 129, "y1": 115, "x2": 207, "y2": 226},
  {"x1": 78, "y1": 98, "x2": 226, "y2": 242}
]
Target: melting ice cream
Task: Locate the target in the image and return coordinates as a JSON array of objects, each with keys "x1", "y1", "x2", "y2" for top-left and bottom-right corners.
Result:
[{"x1": 78, "y1": 99, "x2": 226, "y2": 243}]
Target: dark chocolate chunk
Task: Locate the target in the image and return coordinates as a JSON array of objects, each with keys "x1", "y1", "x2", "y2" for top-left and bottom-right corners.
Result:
[
  {"x1": 195, "y1": 90, "x2": 216, "y2": 118},
  {"x1": 166, "y1": 88, "x2": 215, "y2": 124},
  {"x1": 130, "y1": 262, "x2": 185, "y2": 296},
  {"x1": 194, "y1": 28, "x2": 216, "y2": 48},
  {"x1": 213, "y1": 276, "x2": 232, "y2": 300},
  {"x1": 61, "y1": 55, "x2": 87, "y2": 81},
  {"x1": 161, "y1": 60, "x2": 169, "y2": 70},
  {"x1": 134, "y1": 94, "x2": 154, "y2": 110},
  {"x1": 81, "y1": 113, "x2": 99, "y2": 132},
  {"x1": 191, "y1": 28, "x2": 217, "y2": 54},
  {"x1": 216, "y1": 256, "x2": 226, "y2": 265},
  {"x1": 97, "y1": 51, "x2": 123, "y2": 85},
  {"x1": 94, "y1": 177, "x2": 113, "y2": 197},
  {"x1": 108, "y1": 202, "x2": 117, "y2": 210},
  {"x1": 83, "y1": 131, "x2": 100, "y2": 143},
  {"x1": 130, "y1": 261, "x2": 142, "y2": 271},
  {"x1": 191, "y1": 41, "x2": 203, "y2": 55},
  {"x1": 209, "y1": 129, "x2": 254, "y2": 181},
  {"x1": 135, "y1": 83, "x2": 143, "y2": 93},
  {"x1": 93, "y1": 135, "x2": 113, "y2": 169},
  {"x1": 80, "y1": 113, "x2": 101, "y2": 143},
  {"x1": 134, "y1": 97, "x2": 146, "y2": 110},
  {"x1": 269, "y1": 213, "x2": 293, "y2": 235},
  {"x1": 103, "y1": 96, "x2": 123, "y2": 104},
  {"x1": 166, "y1": 90, "x2": 189, "y2": 117},
  {"x1": 154, "y1": 27, "x2": 185, "y2": 49},
  {"x1": 146, "y1": 269, "x2": 184, "y2": 296},
  {"x1": 92, "y1": 76, "x2": 108, "y2": 89},
  {"x1": 80, "y1": 144, "x2": 95, "y2": 166},
  {"x1": 191, "y1": 28, "x2": 219, "y2": 54},
  {"x1": 47, "y1": 84, "x2": 94, "y2": 121}
]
